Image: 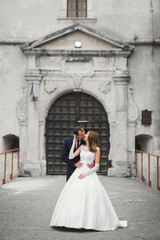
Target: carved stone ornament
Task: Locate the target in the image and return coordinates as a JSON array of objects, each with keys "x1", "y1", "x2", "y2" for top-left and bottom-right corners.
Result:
[
  {"x1": 73, "y1": 76, "x2": 82, "y2": 89},
  {"x1": 44, "y1": 80, "x2": 57, "y2": 94},
  {"x1": 128, "y1": 85, "x2": 139, "y2": 121},
  {"x1": 17, "y1": 87, "x2": 27, "y2": 120},
  {"x1": 99, "y1": 80, "x2": 111, "y2": 94}
]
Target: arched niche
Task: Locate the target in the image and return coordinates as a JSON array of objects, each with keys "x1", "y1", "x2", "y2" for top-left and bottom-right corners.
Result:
[
  {"x1": 3, "y1": 134, "x2": 19, "y2": 151},
  {"x1": 135, "y1": 134, "x2": 153, "y2": 153}
]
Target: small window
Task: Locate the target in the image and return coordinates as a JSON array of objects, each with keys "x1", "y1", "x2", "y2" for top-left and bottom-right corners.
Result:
[{"x1": 67, "y1": 0, "x2": 87, "y2": 18}]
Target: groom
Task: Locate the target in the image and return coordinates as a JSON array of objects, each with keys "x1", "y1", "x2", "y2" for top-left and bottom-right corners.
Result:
[{"x1": 61, "y1": 126, "x2": 94, "y2": 181}]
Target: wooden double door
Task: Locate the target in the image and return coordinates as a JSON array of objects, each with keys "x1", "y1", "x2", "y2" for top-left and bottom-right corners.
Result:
[{"x1": 46, "y1": 92, "x2": 110, "y2": 175}]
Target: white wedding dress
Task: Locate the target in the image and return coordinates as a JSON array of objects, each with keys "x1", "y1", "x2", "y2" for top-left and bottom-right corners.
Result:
[{"x1": 50, "y1": 145, "x2": 127, "y2": 231}]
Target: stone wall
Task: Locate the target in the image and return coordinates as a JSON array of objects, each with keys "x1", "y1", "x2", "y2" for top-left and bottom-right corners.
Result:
[{"x1": 0, "y1": 0, "x2": 159, "y2": 176}]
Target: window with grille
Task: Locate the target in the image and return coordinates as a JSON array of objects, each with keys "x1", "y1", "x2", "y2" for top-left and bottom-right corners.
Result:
[{"x1": 67, "y1": 0, "x2": 87, "y2": 18}]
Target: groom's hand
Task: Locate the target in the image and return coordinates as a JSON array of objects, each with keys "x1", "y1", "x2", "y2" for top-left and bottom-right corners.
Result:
[
  {"x1": 75, "y1": 160, "x2": 83, "y2": 168},
  {"x1": 87, "y1": 162, "x2": 95, "y2": 169},
  {"x1": 78, "y1": 173, "x2": 84, "y2": 179}
]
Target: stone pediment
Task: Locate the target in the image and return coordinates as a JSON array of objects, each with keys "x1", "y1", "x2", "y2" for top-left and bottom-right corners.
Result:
[{"x1": 21, "y1": 23, "x2": 134, "y2": 53}]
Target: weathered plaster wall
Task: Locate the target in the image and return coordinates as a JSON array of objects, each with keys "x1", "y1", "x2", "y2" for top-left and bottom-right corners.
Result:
[
  {"x1": 0, "y1": 45, "x2": 26, "y2": 149},
  {"x1": 0, "y1": 0, "x2": 61, "y2": 40},
  {"x1": 0, "y1": 0, "x2": 159, "y2": 41},
  {"x1": 129, "y1": 45, "x2": 160, "y2": 154},
  {"x1": 94, "y1": 0, "x2": 160, "y2": 40}
]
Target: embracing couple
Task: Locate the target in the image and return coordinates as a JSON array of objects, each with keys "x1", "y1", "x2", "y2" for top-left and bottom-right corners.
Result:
[
  {"x1": 50, "y1": 126, "x2": 127, "y2": 231},
  {"x1": 62, "y1": 126, "x2": 95, "y2": 181}
]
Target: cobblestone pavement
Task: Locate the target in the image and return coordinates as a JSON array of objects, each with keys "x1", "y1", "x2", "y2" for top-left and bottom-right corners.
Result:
[{"x1": 0, "y1": 175, "x2": 160, "y2": 240}]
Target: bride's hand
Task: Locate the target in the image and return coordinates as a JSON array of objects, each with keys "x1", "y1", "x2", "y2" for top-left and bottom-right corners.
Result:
[{"x1": 78, "y1": 173, "x2": 84, "y2": 179}]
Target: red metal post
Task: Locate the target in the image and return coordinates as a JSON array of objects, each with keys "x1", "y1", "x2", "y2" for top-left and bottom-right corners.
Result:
[
  {"x1": 3, "y1": 153, "x2": 7, "y2": 184},
  {"x1": 17, "y1": 151, "x2": 19, "y2": 170},
  {"x1": 135, "y1": 151, "x2": 138, "y2": 173},
  {"x1": 135, "y1": 150, "x2": 160, "y2": 190},
  {"x1": 10, "y1": 152, "x2": 14, "y2": 180},
  {"x1": 148, "y1": 154, "x2": 151, "y2": 187},
  {"x1": 141, "y1": 153, "x2": 144, "y2": 182},
  {"x1": 0, "y1": 149, "x2": 19, "y2": 184},
  {"x1": 157, "y1": 157, "x2": 160, "y2": 191}
]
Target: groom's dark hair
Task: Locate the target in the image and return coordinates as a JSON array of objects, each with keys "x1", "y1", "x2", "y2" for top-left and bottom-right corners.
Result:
[{"x1": 74, "y1": 126, "x2": 84, "y2": 136}]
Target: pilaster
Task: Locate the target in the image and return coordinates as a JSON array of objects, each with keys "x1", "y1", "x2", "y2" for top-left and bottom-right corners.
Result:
[
  {"x1": 24, "y1": 70, "x2": 43, "y2": 176},
  {"x1": 108, "y1": 72, "x2": 130, "y2": 177},
  {"x1": 128, "y1": 121, "x2": 137, "y2": 177}
]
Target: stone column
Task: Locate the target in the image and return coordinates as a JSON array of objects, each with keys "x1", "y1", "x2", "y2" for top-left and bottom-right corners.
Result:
[
  {"x1": 19, "y1": 121, "x2": 27, "y2": 169},
  {"x1": 108, "y1": 72, "x2": 130, "y2": 177},
  {"x1": 108, "y1": 121, "x2": 116, "y2": 166},
  {"x1": 39, "y1": 119, "x2": 46, "y2": 176},
  {"x1": 128, "y1": 121, "x2": 137, "y2": 177},
  {"x1": 127, "y1": 85, "x2": 139, "y2": 177},
  {"x1": 24, "y1": 70, "x2": 42, "y2": 176},
  {"x1": 17, "y1": 87, "x2": 27, "y2": 175}
]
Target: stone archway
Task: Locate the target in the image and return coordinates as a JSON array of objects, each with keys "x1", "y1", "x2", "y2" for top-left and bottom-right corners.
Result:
[
  {"x1": 20, "y1": 23, "x2": 135, "y2": 177},
  {"x1": 46, "y1": 91, "x2": 110, "y2": 175}
]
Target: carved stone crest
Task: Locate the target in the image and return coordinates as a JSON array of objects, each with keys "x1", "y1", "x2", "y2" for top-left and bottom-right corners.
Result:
[
  {"x1": 99, "y1": 80, "x2": 111, "y2": 94},
  {"x1": 128, "y1": 85, "x2": 139, "y2": 121},
  {"x1": 44, "y1": 80, "x2": 57, "y2": 94},
  {"x1": 17, "y1": 103, "x2": 27, "y2": 120},
  {"x1": 17, "y1": 87, "x2": 27, "y2": 121},
  {"x1": 73, "y1": 76, "x2": 82, "y2": 89}
]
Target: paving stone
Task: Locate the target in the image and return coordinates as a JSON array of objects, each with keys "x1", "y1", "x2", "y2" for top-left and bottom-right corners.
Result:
[{"x1": 0, "y1": 176, "x2": 160, "y2": 240}]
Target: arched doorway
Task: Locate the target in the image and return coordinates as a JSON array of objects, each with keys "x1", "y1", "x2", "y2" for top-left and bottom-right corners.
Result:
[{"x1": 46, "y1": 92, "x2": 110, "y2": 175}]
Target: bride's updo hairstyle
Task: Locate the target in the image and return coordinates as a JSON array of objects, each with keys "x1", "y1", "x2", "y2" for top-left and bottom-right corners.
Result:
[{"x1": 88, "y1": 131, "x2": 99, "y2": 153}]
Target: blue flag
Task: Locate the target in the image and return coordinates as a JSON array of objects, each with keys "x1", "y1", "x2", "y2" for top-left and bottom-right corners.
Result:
[{"x1": 29, "y1": 83, "x2": 34, "y2": 100}]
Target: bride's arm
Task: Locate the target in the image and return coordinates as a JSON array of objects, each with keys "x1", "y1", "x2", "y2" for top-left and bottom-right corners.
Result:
[
  {"x1": 78, "y1": 149, "x2": 100, "y2": 179},
  {"x1": 69, "y1": 136, "x2": 81, "y2": 159}
]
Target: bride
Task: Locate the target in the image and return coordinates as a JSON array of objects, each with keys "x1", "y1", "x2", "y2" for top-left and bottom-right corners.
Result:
[{"x1": 50, "y1": 131, "x2": 127, "y2": 231}]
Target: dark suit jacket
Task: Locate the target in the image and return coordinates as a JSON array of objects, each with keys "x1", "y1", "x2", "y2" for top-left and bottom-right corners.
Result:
[{"x1": 61, "y1": 135, "x2": 85, "y2": 181}]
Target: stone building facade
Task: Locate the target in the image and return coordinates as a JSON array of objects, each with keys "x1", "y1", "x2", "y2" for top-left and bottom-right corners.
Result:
[{"x1": 0, "y1": 0, "x2": 160, "y2": 178}]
